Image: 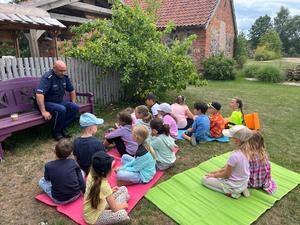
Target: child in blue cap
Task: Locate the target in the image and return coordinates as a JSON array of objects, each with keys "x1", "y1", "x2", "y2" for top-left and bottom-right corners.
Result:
[{"x1": 73, "y1": 113, "x2": 105, "y2": 176}]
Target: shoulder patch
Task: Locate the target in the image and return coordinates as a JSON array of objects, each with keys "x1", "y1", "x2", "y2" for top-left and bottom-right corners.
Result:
[{"x1": 47, "y1": 74, "x2": 53, "y2": 79}]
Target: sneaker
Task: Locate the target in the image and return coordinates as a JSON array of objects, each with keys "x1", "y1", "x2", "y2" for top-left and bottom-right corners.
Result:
[
  {"x1": 190, "y1": 134, "x2": 197, "y2": 146},
  {"x1": 242, "y1": 188, "x2": 250, "y2": 197},
  {"x1": 62, "y1": 129, "x2": 72, "y2": 138},
  {"x1": 53, "y1": 133, "x2": 63, "y2": 141}
]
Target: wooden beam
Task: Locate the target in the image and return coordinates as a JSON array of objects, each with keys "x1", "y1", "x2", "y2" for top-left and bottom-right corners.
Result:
[
  {"x1": 24, "y1": 29, "x2": 45, "y2": 57},
  {"x1": 13, "y1": 31, "x2": 20, "y2": 58},
  {"x1": 29, "y1": 0, "x2": 80, "y2": 11},
  {"x1": 65, "y1": 2, "x2": 112, "y2": 16},
  {"x1": 50, "y1": 13, "x2": 91, "y2": 23}
]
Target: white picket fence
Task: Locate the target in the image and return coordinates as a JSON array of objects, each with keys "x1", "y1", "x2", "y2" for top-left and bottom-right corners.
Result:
[{"x1": 0, "y1": 57, "x2": 122, "y2": 104}]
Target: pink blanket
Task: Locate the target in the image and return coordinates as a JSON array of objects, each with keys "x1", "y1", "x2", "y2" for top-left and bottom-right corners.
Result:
[{"x1": 36, "y1": 148, "x2": 179, "y2": 225}]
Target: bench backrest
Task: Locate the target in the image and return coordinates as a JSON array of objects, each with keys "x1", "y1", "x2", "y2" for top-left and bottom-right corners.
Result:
[{"x1": 0, "y1": 77, "x2": 41, "y2": 117}]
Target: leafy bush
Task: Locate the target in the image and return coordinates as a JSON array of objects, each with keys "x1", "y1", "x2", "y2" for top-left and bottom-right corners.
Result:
[
  {"x1": 256, "y1": 65, "x2": 284, "y2": 83},
  {"x1": 259, "y1": 31, "x2": 282, "y2": 56},
  {"x1": 65, "y1": 1, "x2": 203, "y2": 101},
  {"x1": 235, "y1": 55, "x2": 247, "y2": 69},
  {"x1": 254, "y1": 46, "x2": 280, "y2": 61},
  {"x1": 242, "y1": 64, "x2": 260, "y2": 78},
  {"x1": 202, "y1": 55, "x2": 235, "y2": 80}
]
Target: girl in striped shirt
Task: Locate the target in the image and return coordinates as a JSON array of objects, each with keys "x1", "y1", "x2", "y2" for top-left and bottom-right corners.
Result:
[{"x1": 248, "y1": 132, "x2": 277, "y2": 194}]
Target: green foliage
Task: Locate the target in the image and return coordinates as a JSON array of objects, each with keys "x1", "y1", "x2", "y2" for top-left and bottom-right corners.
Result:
[
  {"x1": 202, "y1": 54, "x2": 235, "y2": 80},
  {"x1": 259, "y1": 30, "x2": 282, "y2": 56},
  {"x1": 256, "y1": 65, "x2": 284, "y2": 83},
  {"x1": 234, "y1": 32, "x2": 249, "y2": 68},
  {"x1": 242, "y1": 64, "x2": 260, "y2": 78},
  {"x1": 66, "y1": 0, "x2": 200, "y2": 101},
  {"x1": 0, "y1": 32, "x2": 30, "y2": 57},
  {"x1": 249, "y1": 15, "x2": 273, "y2": 49},
  {"x1": 254, "y1": 46, "x2": 280, "y2": 61}
]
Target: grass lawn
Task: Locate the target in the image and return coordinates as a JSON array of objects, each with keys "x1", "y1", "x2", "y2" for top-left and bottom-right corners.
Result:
[{"x1": 0, "y1": 76, "x2": 299, "y2": 225}]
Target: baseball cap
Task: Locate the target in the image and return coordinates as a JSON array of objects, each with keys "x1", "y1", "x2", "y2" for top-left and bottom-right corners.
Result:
[
  {"x1": 80, "y1": 113, "x2": 104, "y2": 128},
  {"x1": 222, "y1": 125, "x2": 253, "y2": 142},
  {"x1": 208, "y1": 102, "x2": 222, "y2": 111},
  {"x1": 157, "y1": 103, "x2": 172, "y2": 113},
  {"x1": 92, "y1": 151, "x2": 114, "y2": 175}
]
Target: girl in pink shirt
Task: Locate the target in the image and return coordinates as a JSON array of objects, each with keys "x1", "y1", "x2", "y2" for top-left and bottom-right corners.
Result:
[
  {"x1": 171, "y1": 95, "x2": 194, "y2": 130},
  {"x1": 202, "y1": 125, "x2": 253, "y2": 199},
  {"x1": 157, "y1": 103, "x2": 178, "y2": 139}
]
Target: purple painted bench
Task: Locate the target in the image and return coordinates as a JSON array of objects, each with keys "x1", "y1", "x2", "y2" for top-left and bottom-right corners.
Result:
[{"x1": 0, "y1": 77, "x2": 94, "y2": 161}]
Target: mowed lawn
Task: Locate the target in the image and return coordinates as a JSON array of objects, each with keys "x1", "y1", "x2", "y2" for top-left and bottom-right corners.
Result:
[{"x1": 0, "y1": 77, "x2": 299, "y2": 225}]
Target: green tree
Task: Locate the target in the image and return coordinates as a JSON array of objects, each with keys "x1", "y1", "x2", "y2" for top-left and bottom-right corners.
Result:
[
  {"x1": 274, "y1": 6, "x2": 290, "y2": 54},
  {"x1": 234, "y1": 32, "x2": 249, "y2": 68},
  {"x1": 286, "y1": 15, "x2": 300, "y2": 56},
  {"x1": 254, "y1": 30, "x2": 282, "y2": 61},
  {"x1": 66, "y1": 1, "x2": 201, "y2": 101},
  {"x1": 249, "y1": 15, "x2": 272, "y2": 49},
  {"x1": 259, "y1": 30, "x2": 282, "y2": 56}
]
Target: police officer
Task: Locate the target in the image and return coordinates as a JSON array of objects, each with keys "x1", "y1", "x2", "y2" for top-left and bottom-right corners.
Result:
[{"x1": 36, "y1": 60, "x2": 79, "y2": 141}]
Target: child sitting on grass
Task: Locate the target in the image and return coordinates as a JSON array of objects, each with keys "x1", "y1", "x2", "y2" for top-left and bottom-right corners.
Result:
[
  {"x1": 39, "y1": 139, "x2": 85, "y2": 204},
  {"x1": 248, "y1": 132, "x2": 277, "y2": 194},
  {"x1": 116, "y1": 125, "x2": 156, "y2": 186},
  {"x1": 103, "y1": 111, "x2": 138, "y2": 156},
  {"x1": 202, "y1": 125, "x2": 253, "y2": 199},
  {"x1": 134, "y1": 105, "x2": 152, "y2": 133},
  {"x1": 73, "y1": 113, "x2": 105, "y2": 176},
  {"x1": 84, "y1": 151, "x2": 130, "y2": 225},
  {"x1": 157, "y1": 103, "x2": 178, "y2": 139},
  {"x1": 145, "y1": 93, "x2": 160, "y2": 118},
  {"x1": 225, "y1": 97, "x2": 244, "y2": 127},
  {"x1": 207, "y1": 102, "x2": 225, "y2": 138},
  {"x1": 150, "y1": 118, "x2": 177, "y2": 170},
  {"x1": 182, "y1": 101, "x2": 210, "y2": 146},
  {"x1": 171, "y1": 95, "x2": 194, "y2": 130}
]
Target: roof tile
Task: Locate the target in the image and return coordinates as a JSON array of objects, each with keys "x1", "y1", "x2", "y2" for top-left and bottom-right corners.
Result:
[{"x1": 125, "y1": 0, "x2": 218, "y2": 28}]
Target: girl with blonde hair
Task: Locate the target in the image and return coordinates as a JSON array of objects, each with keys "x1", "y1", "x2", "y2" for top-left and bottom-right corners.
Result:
[
  {"x1": 202, "y1": 125, "x2": 253, "y2": 199},
  {"x1": 134, "y1": 105, "x2": 152, "y2": 132},
  {"x1": 248, "y1": 132, "x2": 277, "y2": 194},
  {"x1": 116, "y1": 125, "x2": 157, "y2": 186}
]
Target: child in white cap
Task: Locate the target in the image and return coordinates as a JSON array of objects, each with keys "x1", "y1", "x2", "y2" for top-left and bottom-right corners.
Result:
[
  {"x1": 202, "y1": 125, "x2": 253, "y2": 198},
  {"x1": 73, "y1": 113, "x2": 105, "y2": 176},
  {"x1": 157, "y1": 103, "x2": 178, "y2": 139}
]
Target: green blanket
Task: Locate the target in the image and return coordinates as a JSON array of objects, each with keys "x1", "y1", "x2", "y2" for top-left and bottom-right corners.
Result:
[{"x1": 145, "y1": 152, "x2": 300, "y2": 225}]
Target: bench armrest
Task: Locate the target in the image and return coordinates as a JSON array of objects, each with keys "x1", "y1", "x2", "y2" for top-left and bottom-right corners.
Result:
[{"x1": 76, "y1": 92, "x2": 94, "y2": 113}]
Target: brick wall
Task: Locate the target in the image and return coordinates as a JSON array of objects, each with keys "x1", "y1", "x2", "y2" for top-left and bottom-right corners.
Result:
[{"x1": 205, "y1": 0, "x2": 236, "y2": 57}]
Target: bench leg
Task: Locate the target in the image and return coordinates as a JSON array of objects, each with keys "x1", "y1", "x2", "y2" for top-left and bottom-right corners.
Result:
[
  {"x1": 0, "y1": 143, "x2": 3, "y2": 161},
  {"x1": 0, "y1": 134, "x2": 12, "y2": 161}
]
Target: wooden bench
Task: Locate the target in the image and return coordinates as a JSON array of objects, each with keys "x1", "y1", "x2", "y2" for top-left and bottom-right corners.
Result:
[{"x1": 0, "y1": 77, "x2": 94, "y2": 160}]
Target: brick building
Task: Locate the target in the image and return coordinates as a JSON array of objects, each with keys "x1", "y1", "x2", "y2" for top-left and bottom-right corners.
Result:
[{"x1": 126, "y1": 0, "x2": 237, "y2": 70}]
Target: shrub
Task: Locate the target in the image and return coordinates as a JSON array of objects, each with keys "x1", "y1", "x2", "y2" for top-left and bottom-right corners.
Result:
[
  {"x1": 242, "y1": 64, "x2": 260, "y2": 78},
  {"x1": 202, "y1": 55, "x2": 235, "y2": 80},
  {"x1": 256, "y1": 65, "x2": 284, "y2": 83},
  {"x1": 254, "y1": 46, "x2": 280, "y2": 61}
]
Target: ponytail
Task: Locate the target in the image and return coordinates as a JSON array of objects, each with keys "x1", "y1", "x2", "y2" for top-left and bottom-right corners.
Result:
[
  {"x1": 88, "y1": 172, "x2": 102, "y2": 209},
  {"x1": 150, "y1": 118, "x2": 170, "y2": 136},
  {"x1": 234, "y1": 97, "x2": 245, "y2": 125},
  {"x1": 144, "y1": 142, "x2": 158, "y2": 161}
]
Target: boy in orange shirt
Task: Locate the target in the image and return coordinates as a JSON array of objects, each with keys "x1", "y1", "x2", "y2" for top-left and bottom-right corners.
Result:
[{"x1": 207, "y1": 102, "x2": 225, "y2": 138}]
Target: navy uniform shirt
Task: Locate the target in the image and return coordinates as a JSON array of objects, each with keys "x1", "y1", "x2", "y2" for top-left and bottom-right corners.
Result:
[{"x1": 36, "y1": 69, "x2": 74, "y2": 103}]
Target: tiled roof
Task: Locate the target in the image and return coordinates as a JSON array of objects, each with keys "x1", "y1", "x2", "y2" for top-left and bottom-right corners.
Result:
[
  {"x1": 0, "y1": 3, "x2": 65, "y2": 29},
  {"x1": 125, "y1": 0, "x2": 218, "y2": 28}
]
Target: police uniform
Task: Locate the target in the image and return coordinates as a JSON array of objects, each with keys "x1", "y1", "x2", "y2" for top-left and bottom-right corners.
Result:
[{"x1": 36, "y1": 69, "x2": 79, "y2": 136}]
